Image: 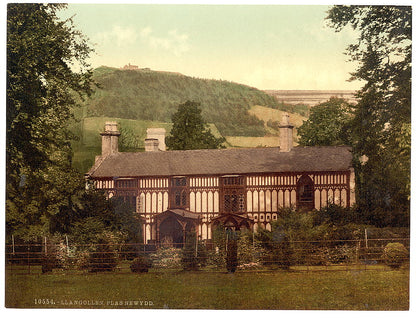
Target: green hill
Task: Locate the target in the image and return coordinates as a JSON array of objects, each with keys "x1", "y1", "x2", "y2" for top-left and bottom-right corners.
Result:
[
  {"x1": 71, "y1": 66, "x2": 310, "y2": 172},
  {"x1": 79, "y1": 66, "x2": 303, "y2": 137}
]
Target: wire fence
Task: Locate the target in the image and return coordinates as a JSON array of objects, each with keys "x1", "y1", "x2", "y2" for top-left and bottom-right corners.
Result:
[{"x1": 5, "y1": 237, "x2": 409, "y2": 275}]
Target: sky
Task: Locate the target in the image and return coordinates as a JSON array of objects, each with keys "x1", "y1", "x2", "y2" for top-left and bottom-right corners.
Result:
[{"x1": 56, "y1": 2, "x2": 364, "y2": 91}]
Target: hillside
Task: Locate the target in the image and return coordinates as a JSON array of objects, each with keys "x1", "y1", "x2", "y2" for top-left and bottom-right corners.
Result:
[
  {"x1": 71, "y1": 67, "x2": 313, "y2": 172},
  {"x1": 79, "y1": 66, "x2": 305, "y2": 137}
]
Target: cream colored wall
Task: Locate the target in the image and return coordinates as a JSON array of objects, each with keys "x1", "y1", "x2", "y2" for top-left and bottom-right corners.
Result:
[{"x1": 94, "y1": 171, "x2": 355, "y2": 243}]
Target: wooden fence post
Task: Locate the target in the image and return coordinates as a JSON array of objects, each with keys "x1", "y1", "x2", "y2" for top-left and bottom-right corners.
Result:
[
  {"x1": 12, "y1": 235, "x2": 15, "y2": 256},
  {"x1": 66, "y1": 235, "x2": 69, "y2": 256}
]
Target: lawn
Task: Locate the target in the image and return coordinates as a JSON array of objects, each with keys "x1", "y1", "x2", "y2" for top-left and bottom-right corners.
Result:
[{"x1": 5, "y1": 269, "x2": 409, "y2": 310}]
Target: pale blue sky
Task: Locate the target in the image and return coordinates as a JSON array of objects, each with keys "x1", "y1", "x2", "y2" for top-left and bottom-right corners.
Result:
[{"x1": 58, "y1": 3, "x2": 363, "y2": 90}]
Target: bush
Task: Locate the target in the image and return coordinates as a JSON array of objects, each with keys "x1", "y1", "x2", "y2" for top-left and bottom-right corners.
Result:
[
  {"x1": 151, "y1": 247, "x2": 182, "y2": 269},
  {"x1": 41, "y1": 237, "x2": 68, "y2": 273},
  {"x1": 181, "y1": 232, "x2": 207, "y2": 271},
  {"x1": 226, "y1": 238, "x2": 238, "y2": 273},
  {"x1": 88, "y1": 236, "x2": 119, "y2": 272},
  {"x1": 130, "y1": 255, "x2": 152, "y2": 273},
  {"x1": 383, "y1": 243, "x2": 409, "y2": 269},
  {"x1": 41, "y1": 254, "x2": 56, "y2": 274},
  {"x1": 237, "y1": 230, "x2": 255, "y2": 265},
  {"x1": 75, "y1": 251, "x2": 90, "y2": 270}
]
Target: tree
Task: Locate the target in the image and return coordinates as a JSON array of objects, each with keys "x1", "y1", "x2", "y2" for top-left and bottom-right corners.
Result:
[
  {"x1": 6, "y1": 4, "x2": 94, "y2": 239},
  {"x1": 326, "y1": 6, "x2": 411, "y2": 226},
  {"x1": 297, "y1": 97, "x2": 353, "y2": 146},
  {"x1": 166, "y1": 101, "x2": 226, "y2": 150},
  {"x1": 119, "y1": 125, "x2": 140, "y2": 152}
]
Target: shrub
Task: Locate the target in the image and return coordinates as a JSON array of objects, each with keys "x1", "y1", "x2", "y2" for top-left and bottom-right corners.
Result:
[
  {"x1": 181, "y1": 232, "x2": 207, "y2": 271},
  {"x1": 325, "y1": 245, "x2": 356, "y2": 264},
  {"x1": 41, "y1": 237, "x2": 67, "y2": 273},
  {"x1": 41, "y1": 253, "x2": 56, "y2": 274},
  {"x1": 226, "y1": 238, "x2": 238, "y2": 273},
  {"x1": 237, "y1": 230, "x2": 255, "y2": 265},
  {"x1": 206, "y1": 248, "x2": 226, "y2": 268},
  {"x1": 383, "y1": 243, "x2": 409, "y2": 269},
  {"x1": 75, "y1": 251, "x2": 90, "y2": 270},
  {"x1": 209, "y1": 225, "x2": 227, "y2": 268},
  {"x1": 151, "y1": 247, "x2": 182, "y2": 269},
  {"x1": 130, "y1": 255, "x2": 152, "y2": 273},
  {"x1": 88, "y1": 237, "x2": 119, "y2": 272}
]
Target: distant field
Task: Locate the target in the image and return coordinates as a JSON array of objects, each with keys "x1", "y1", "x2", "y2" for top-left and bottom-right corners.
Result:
[
  {"x1": 225, "y1": 136, "x2": 280, "y2": 148},
  {"x1": 248, "y1": 105, "x2": 308, "y2": 128},
  {"x1": 5, "y1": 270, "x2": 409, "y2": 309},
  {"x1": 225, "y1": 105, "x2": 307, "y2": 148},
  {"x1": 264, "y1": 90, "x2": 357, "y2": 107}
]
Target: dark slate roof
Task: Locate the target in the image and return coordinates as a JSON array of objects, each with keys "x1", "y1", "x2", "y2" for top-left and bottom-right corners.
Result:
[{"x1": 86, "y1": 146, "x2": 353, "y2": 178}]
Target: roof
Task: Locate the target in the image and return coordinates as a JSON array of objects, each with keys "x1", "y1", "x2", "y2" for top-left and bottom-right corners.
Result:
[
  {"x1": 154, "y1": 209, "x2": 200, "y2": 220},
  {"x1": 86, "y1": 146, "x2": 353, "y2": 178}
]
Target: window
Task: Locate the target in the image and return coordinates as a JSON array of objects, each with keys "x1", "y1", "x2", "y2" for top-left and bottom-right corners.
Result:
[
  {"x1": 222, "y1": 176, "x2": 244, "y2": 186},
  {"x1": 221, "y1": 175, "x2": 245, "y2": 214},
  {"x1": 115, "y1": 179, "x2": 138, "y2": 189},
  {"x1": 297, "y1": 175, "x2": 314, "y2": 210},
  {"x1": 170, "y1": 177, "x2": 188, "y2": 209},
  {"x1": 299, "y1": 184, "x2": 314, "y2": 202},
  {"x1": 172, "y1": 177, "x2": 187, "y2": 187}
]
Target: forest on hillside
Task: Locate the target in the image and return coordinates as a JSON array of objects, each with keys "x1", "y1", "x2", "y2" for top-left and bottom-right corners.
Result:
[{"x1": 81, "y1": 66, "x2": 306, "y2": 136}]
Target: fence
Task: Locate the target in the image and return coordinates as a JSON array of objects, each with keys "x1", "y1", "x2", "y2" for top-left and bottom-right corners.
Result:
[{"x1": 5, "y1": 238, "x2": 410, "y2": 275}]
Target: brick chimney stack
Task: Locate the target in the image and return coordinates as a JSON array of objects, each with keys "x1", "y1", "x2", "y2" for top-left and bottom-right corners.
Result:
[
  {"x1": 279, "y1": 113, "x2": 294, "y2": 152},
  {"x1": 100, "y1": 121, "x2": 120, "y2": 157}
]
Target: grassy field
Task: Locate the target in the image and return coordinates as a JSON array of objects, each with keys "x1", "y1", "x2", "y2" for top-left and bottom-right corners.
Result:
[
  {"x1": 222, "y1": 105, "x2": 309, "y2": 148},
  {"x1": 248, "y1": 105, "x2": 308, "y2": 128},
  {"x1": 225, "y1": 136, "x2": 280, "y2": 148},
  {"x1": 5, "y1": 269, "x2": 409, "y2": 310}
]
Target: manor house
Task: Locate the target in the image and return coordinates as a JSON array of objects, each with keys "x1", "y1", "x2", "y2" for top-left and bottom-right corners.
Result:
[{"x1": 86, "y1": 114, "x2": 355, "y2": 244}]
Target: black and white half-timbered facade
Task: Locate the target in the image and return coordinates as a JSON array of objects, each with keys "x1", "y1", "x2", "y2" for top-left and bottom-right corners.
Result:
[{"x1": 86, "y1": 115, "x2": 355, "y2": 244}]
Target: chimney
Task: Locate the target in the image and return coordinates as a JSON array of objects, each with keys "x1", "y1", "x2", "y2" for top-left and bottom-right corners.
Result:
[
  {"x1": 100, "y1": 121, "x2": 120, "y2": 157},
  {"x1": 146, "y1": 128, "x2": 166, "y2": 151},
  {"x1": 145, "y1": 138, "x2": 160, "y2": 152},
  {"x1": 279, "y1": 113, "x2": 294, "y2": 152}
]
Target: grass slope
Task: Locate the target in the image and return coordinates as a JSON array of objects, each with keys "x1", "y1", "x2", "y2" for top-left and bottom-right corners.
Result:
[
  {"x1": 72, "y1": 106, "x2": 307, "y2": 172},
  {"x1": 71, "y1": 117, "x2": 225, "y2": 173},
  {"x1": 71, "y1": 69, "x2": 311, "y2": 171},
  {"x1": 6, "y1": 270, "x2": 409, "y2": 310},
  {"x1": 223, "y1": 105, "x2": 309, "y2": 148},
  {"x1": 248, "y1": 105, "x2": 308, "y2": 128},
  {"x1": 80, "y1": 66, "x2": 305, "y2": 137}
]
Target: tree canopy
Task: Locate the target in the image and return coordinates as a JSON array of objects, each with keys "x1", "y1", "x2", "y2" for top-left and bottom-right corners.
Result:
[
  {"x1": 166, "y1": 101, "x2": 226, "y2": 150},
  {"x1": 6, "y1": 4, "x2": 94, "y2": 239},
  {"x1": 326, "y1": 5, "x2": 411, "y2": 226},
  {"x1": 297, "y1": 97, "x2": 352, "y2": 147}
]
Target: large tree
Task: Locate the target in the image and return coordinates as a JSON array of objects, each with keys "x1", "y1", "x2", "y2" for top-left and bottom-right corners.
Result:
[
  {"x1": 326, "y1": 6, "x2": 411, "y2": 226},
  {"x1": 166, "y1": 101, "x2": 226, "y2": 150},
  {"x1": 6, "y1": 4, "x2": 94, "y2": 239},
  {"x1": 298, "y1": 97, "x2": 353, "y2": 146}
]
